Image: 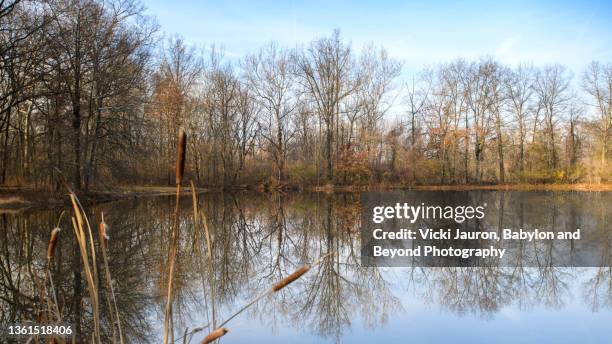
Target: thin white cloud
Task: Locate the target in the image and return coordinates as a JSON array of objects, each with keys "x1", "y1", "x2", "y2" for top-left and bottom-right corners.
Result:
[{"x1": 496, "y1": 35, "x2": 521, "y2": 56}]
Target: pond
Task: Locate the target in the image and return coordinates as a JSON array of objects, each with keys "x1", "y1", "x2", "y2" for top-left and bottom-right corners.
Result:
[{"x1": 1, "y1": 191, "x2": 611, "y2": 343}]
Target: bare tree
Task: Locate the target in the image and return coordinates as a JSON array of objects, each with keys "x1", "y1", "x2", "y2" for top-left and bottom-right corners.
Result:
[
  {"x1": 488, "y1": 61, "x2": 506, "y2": 183},
  {"x1": 232, "y1": 83, "x2": 258, "y2": 183},
  {"x1": 534, "y1": 65, "x2": 571, "y2": 170},
  {"x1": 202, "y1": 48, "x2": 241, "y2": 187},
  {"x1": 151, "y1": 36, "x2": 201, "y2": 172},
  {"x1": 405, "y1": 74, "x2": 429, "y2": 183},
  {"x1": 295, "y1": 29, "x2": 361, "y2": 182},
  {"x1": 0, "y1": 5, "x2": 606, "y2": 189},
  {"x1": 82, "y1": 0, "x2": 155, "y2": 189},
  {"x1": 583, "y1": 61, "x2": 611, "y2": 170},
  {"x1": 244, "y1": 43, "x2": 296, "y2": 183},
  {"x1": 0, "y1": 0, "x2": 47, "y2": 183},
  {"x1": 355, "y1": 44, "x2": 401, "y2": 173},
  {"x1": 464, "y1": 60, "x2": 495, "y2": 183},
  {"x1": 504, "y1": 64, "x2": 534, "y2": 177}
]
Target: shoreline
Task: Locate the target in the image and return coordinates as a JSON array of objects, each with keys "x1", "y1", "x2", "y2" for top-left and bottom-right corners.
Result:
[
  {"x1": 0, "y1": 186, "x2": 210, "y2": 212},
  {"x1": 1, "y1": 183, "x2": 611, "y2": 211},
  {"x1": 308, "y1": 183, "x2": 612, "y2": 192}
]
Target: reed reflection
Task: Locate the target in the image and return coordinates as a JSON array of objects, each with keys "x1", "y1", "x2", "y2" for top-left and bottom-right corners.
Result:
[{"x1": 0, "y1": 191, "x2": 610, "y2": 343}]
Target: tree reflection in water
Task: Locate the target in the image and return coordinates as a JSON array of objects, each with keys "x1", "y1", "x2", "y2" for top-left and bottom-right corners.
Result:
[{"x1": 0, "y1": 191, "x2": 610, "y2": 342}]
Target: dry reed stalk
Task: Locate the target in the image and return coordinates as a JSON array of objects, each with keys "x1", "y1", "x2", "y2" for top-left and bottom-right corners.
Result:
[
  {"x1": 178, "y1": 323, "x2": 208, "y2": 344},
  {"x1": 189, "y1": 182, "x2": 203, "y2": 256},
  {"x1": 182, "y1": 327, "x2": 189, "y2": 344},
  {"x1": 45, "y1": 227, "x2": 62, "y2": 322},
  {"x1": 163, "y1": 129, "x2": 188, "y2": 344},
  {"x1": 99, "y1": 213, "x2": 125, "y2": 344},
  {"x1": 51, "y1": 170, "x2": 104, "y2": 343},
  {"x1": 200, "y1": 327, "x2": 228, "y2": 344},
  {"x1": 71, "y1": 194, "x2": 99, "y2": 283},
  {"x1": 70, "y1": 194, "x2": 100, "y2": 290},
  {"x1": 200, "y1": 208, "x2": 216, "y2": 329},
  {"x1": 167, "y1": 183, "x2": 214, "y2": 344},
  {"x1": 69, "y1": 194, "x2": 101, "y2": 343},
  {"x1": 190, "y1": 182, "x2": 213, "y2": 328},
  {"x1": 216, "y1": 263, "x2": 311, "y2": 329},
  {"x1": 190, "y1": 182, "x2": 199, "y2": 241},
  {"x1": 162, "y1": 185, "x2": 181, "y2": 344}
]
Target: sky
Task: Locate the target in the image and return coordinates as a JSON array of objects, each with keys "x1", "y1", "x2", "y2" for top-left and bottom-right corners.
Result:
[{"x1": 142, "y1": 0, "x2": 612, "y2": 78}]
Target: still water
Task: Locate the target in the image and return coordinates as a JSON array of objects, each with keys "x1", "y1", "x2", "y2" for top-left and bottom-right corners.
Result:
[{"x1": 1, "y1": 191, "x2": 611, "y2": 343}]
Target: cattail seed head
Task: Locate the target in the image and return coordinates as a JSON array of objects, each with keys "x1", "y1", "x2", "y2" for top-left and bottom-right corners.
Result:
[
  {"x1": 47, "y1": 227, "x2": 61, "y2": 261},
  {"x1": 201, "y1": 327, "x2": 229, "y2": 344},
  {"x1": 272, "y1": 264, "x2": 310, "y2": 292},
  {"x1": 176, "y1": 129, "x2": 187, "y2": 185},
  {"x1": 99, "y1": 217, "x2": 109, "y2": 247}
]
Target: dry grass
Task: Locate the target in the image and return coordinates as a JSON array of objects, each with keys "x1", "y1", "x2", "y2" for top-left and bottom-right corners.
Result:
[
  {"x1": 39, "y1": 178, "x2": 129, "y2": 344},
  {"x1": 70, "y1": 193, "x2": 102, "y2": 343}
]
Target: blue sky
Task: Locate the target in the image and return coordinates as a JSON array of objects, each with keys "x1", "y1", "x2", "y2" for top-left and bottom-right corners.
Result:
[{"x1": 143, "y1": 0, "x2": 611, "y2": 76}]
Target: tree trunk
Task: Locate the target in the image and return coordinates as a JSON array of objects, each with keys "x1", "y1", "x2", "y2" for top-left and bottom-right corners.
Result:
[
  {"x1": 519, "y1": 134, "x2": 525, "y2": 175},
  {"x1": 464, "y1": 113, "x2": 469, "y2": 184},
  {"x1": 72, "y1": 13, "x2": 83, "y2": 190},
  {"x1": 277, "y1": 118, "x2": 285, "y2": 183},
  {"x1": 602, "y1": 131, "x2": 607, "y2": 168},
  {"x1": 411, "y1": 113, "x2": 417, "y2": 184},
  {"x1": 495, "y1": 115, "x2": 505, "y2": 183},
  {"x1": 84, "y1": 99, "x2": 102, "y2": 191},
  {"x1": 548, "y1": 116, "x2": 557, "y2": 170},
  {"x1": 1, "y1": 105, "x2": 11, "y2": 184},
  {"x1": 326, "y1": 118, "x2": 333, "y2": 182},
  {"x1": 72, "y1": 103, "x2": 82, "y2": 190}
]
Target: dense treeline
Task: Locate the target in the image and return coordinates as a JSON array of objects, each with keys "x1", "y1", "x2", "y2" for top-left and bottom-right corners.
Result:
[{"x1": 1, "y1": 0, "x2": 610, "y2": 191}]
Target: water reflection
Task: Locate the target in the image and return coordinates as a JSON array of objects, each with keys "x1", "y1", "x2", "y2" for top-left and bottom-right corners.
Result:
[{"x1": 0, "y1": 191, "x2": 610, "y2": 343}]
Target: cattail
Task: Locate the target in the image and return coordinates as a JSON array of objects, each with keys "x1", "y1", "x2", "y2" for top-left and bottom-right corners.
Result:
[
  {"x1": 47, "y1": 227, "x2": 61, "y2": 261},
  {"x1": 201, "y1": 327, "x2": 228, "y2": 344},
  {"x1": 99, "y1": 213, "x2": 109, "y2": 247},
  {"x1": 189, "y1": 254, "x2": 331, "y2": 340},
  {"x1": 175, "y1": 129, "x2": 187, "y2": 185},
  {"x1": 272, "y1": 264, "x2": 310, "y2": 292}
]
